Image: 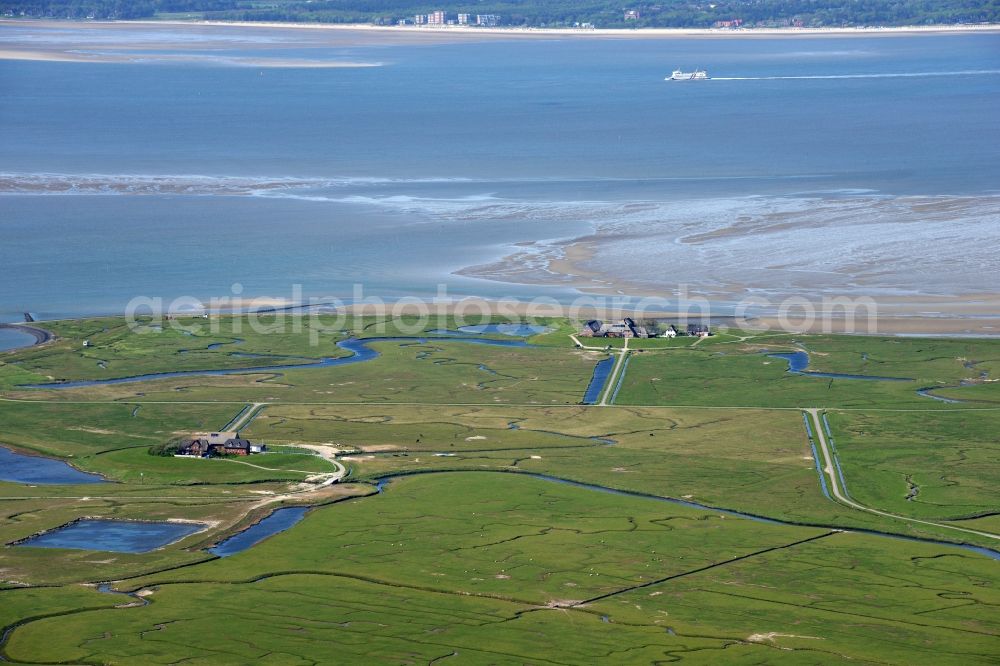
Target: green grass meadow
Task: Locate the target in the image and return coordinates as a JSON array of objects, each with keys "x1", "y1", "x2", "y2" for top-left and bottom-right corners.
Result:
[{"x1": 0, "y1": 316, "x2": 998, "y2": 664}]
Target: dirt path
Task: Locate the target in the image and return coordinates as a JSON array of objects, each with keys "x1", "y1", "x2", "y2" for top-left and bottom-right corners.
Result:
[
  {"x1": 805, "y1": 408, "x2": 1000, "y2": 541},
  {"x1": 569, "y1": 334, "x2": 613, "y2": 351},
  {"x1": 225, "y1": 402, "x2": 267, "y2": 431},
  {"x1": 599, "y1": 336, "x2": 629, "y2": 406},
  {"x1": 289, "y1": 444, "x2": 348, "y2": 484}
]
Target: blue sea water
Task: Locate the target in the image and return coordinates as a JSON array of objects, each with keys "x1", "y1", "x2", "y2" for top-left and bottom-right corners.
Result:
[
  {"x1": 1, "y1": 24, "x2": 998, "y2": 319},
  {"x1": 0, "y1": 327, "x2": 35, "y2": 351}
]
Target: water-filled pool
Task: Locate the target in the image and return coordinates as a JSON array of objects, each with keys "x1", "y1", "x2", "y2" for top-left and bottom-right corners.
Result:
[
  {"x1": 0, "y1": 446, "x2": 106, "y2": 485},
  {"x1": 16, "y1": 519, "x2": 203, "y2": 553},
  {"x1": 208, "y1": 507, "x2": 309, "y2": 557}
]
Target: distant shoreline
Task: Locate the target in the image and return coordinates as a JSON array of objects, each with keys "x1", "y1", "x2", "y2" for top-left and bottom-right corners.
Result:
[
  {"x1": 167, "y1": 20, "x2": 1000, "y2": 37},
  {"x1": 3, "y1": 18, "x2": 1000, "y2": 39},
  {"x1": 9, "y1": 304, "x2": 1000, "y2": 338}
]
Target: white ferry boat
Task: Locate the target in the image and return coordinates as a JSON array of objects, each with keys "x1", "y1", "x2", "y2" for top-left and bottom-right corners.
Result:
[{"x1": 667, "y1": 69, "x2": 709, "y2": 81}]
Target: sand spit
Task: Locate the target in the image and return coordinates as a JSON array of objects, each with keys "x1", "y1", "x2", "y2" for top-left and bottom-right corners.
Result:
[{"x1": 0, "y1": 47, "x2": 378, "y2": 68}]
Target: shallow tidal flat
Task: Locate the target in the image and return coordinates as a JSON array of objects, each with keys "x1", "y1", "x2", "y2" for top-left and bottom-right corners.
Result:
[
  {"x1": 459, "y1": 193, "x2": 1000, "y2": 311},
  {"x1": 3, "y1": 23, "x2": 1000, "y2": 333},
  {"x1": 0, "y1": 20, "x2": 403, "y2": 68}
]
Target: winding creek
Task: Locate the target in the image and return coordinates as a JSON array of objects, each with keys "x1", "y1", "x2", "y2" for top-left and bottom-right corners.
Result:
[
  {"x1": 5, "y1": 340, "x2": 995, "y2": 560},
  {"x1": 208, "y1": 506, "x2": 309, "y2": 557},
  {"x1": 5, "y1": 465, "x2": 997, "y2": 581},
  {"x1": 19, "y1": 335, "x2": 531, "y2": 390},
  {"x1": 767, "y1": 351, "x2": 980, "y2": 403},
  {"x1": 371, "y1": 471, "x2": 1000, "y2": 561},
  {"x1": 19, "y1": 329, "x2": 612, "y2": 404},
  {"x1": 767, "y1": 351, "x2": 914, "y2": 382}
]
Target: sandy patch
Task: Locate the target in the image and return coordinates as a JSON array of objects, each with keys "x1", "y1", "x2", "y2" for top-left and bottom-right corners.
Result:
[
  {"x1": 545, "y1": 599, "x2": 583, "y2": 608},
  {"x1": 359, "y1": 444, "x2": 400, "y2": 452},
  {"x1": 67, "y1": 426, "x2": 117, "y2": 435},
  {"x1": 747, "y1": 632, "x2": 822, "y2": 643},
  {"x1": 0, "y1": 47, "x2": 379, "y2": 68}
]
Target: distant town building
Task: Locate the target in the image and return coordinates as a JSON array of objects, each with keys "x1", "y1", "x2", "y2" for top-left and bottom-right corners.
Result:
[
  {"x1": 713, "y1": 19, "x2": 743, "y2": 28},
  {"x1": 458, "y1": 13, "x2": 470, "y2": 25},
  {"x1": 476, "y1": 14, "x2": 500, "y2": 27},
  {"x1": 414, "y1": 14, "x2": 426, "y2": 24},
  {"x1": 428, "y1": 10, "x2": 446, "y2": 25},
  {"x1": 624, "y1": 9, "x2": 640, "y2": 21}
]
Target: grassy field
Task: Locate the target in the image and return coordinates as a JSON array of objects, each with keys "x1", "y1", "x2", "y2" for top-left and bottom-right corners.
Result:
[
  {"x1": 242, "y1": 403, "x2": 880, "y2": 530},
  {"x1": 4, "y1": 339, "x2": 603, "y2": 406},
  {"x1": 0, "y1": 400, "x2": 235, "y2": 458},
  {"x1": 825, "y1": 409, "x2": 1000, "y2": 520},
  {"x1": 0, "y1": 316, "x2": 998, "y2": 664},
  {"x1": 4, "y1": 474, "x2": 997, "y2": 665},
  {"x1": 614, "y1": 333, "x2": 1000, "y2": 409}
]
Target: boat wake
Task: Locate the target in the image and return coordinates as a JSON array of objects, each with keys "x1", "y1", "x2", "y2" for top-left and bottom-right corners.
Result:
[{"x1": 712, "y1": 69, "x2": 1000, "y2": 81}]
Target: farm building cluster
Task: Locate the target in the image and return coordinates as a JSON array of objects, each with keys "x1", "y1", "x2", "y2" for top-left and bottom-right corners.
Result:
[
  {"x1": 579, "y1": 319, "x2": 712, "y2": 339},
  {"x1": 176, "y1": 432, "x2": 266, "y2": 457}
]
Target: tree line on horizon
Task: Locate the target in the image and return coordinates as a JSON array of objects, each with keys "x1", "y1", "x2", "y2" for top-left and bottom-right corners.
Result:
[{"x1": 3, "y1": 0, "x2": 998, "y2": 27}]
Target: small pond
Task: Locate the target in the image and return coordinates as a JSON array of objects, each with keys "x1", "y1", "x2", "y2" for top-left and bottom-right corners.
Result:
[
  {"x1": 208, "y1": 506, "x2": 309, "y2": 557},
  {"x1": 16, "y1": 519, "x2": 204, "y2": 553},
  {"x1": 456, "y1": 324, "x2": 549, "y2": 337},
  {"x1": 0, "y1": 446, "x2": 106, "y2": 485}
]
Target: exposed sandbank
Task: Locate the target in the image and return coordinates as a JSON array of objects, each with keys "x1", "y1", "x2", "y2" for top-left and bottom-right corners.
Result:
[
  {"x1": 2, "y1": 19, "x2": 995, "y2": 68},
  {"x1": 457, "y1": 194, "x2": 1000, "y2": 322},
  {"x1": 0, "y1": 47, "x2": 379, "y2": 67},
  {"x1": 4, "y1": 19, "x2": 999, "y2": 45}
]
